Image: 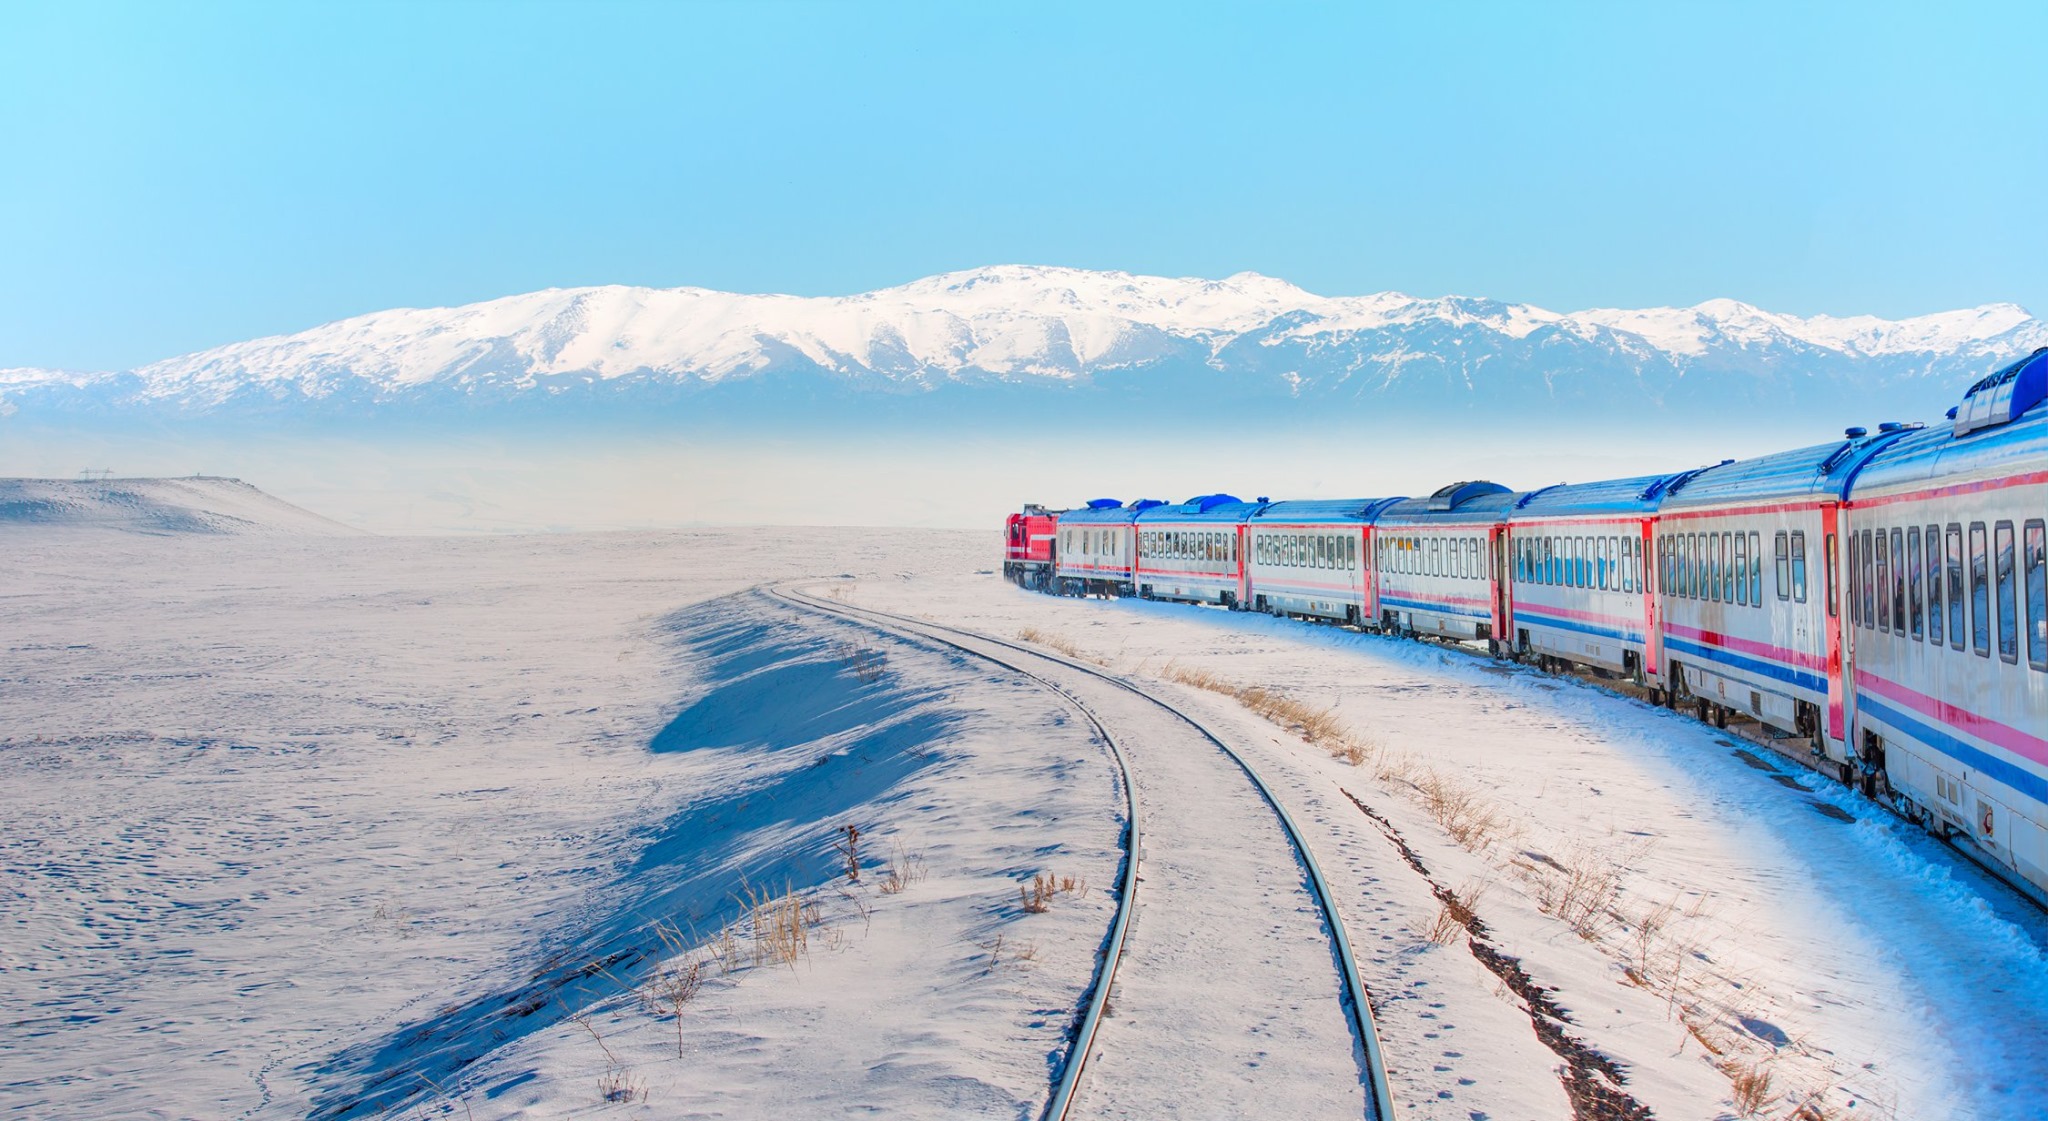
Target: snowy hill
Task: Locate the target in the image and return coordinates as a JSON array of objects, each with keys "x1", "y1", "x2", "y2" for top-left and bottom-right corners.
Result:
[
  {"x1": 4, "y1": 266, "x2": 2042, "y2": 422},
  {"x1": 0, "y1": 477, "x2": 364, "y2": 536}
]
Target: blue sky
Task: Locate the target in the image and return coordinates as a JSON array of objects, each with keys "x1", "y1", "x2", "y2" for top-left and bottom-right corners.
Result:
[{"x1": 3, "y1": 1, "x2": 2044, "y2": 370}]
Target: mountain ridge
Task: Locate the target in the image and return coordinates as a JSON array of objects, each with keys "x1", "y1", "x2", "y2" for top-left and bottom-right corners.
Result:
[{"x1": 5, "y1": 266, "x2": 2042, "y2": 422}]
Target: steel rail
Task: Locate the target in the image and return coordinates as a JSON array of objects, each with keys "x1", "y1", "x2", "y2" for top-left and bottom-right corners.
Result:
[{"x1": 771, "y1": 585, "x2": 1396, "y2": 1121}]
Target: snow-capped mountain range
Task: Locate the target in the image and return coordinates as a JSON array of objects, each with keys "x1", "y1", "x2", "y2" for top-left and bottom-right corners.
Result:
[{"x1": 6, "y1": 266, "x2": 2043, "y2": 424}]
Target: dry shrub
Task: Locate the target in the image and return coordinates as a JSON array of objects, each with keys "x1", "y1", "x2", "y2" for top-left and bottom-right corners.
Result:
[
  {"x1": 597, "y1": 1067, "x2": 645, "y2": 1104},
  {"x1": 835, "y1": 640, "x2": 886, "y2": 684},
  {"x1": 1415, "y1": 769, "x2": 1512, "y2": 852},
  {"x1": 1626, "y1": 895, "x2": 1681, "y2": 979},
  {"x1": 1722, "y1": 1058, "x2": 1774, "y2": 1117},
  {"x1": 834, "y1": 824, "x2": 862, "y2": 884}
]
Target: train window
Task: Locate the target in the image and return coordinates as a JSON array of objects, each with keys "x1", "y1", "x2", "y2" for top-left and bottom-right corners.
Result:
[
  {"x1": 1970, "y1": 522, "x2": 1990, "y2": 658},
  {"x1": 1925, "y1": 525, "x2": 1943, "y2": 645},
  {"x1": 1603, "y1": 537, "x2": 1615, "y2": 591},
  {"x1": 1685, "y1": 533, "x2": 1697, "y2": 599},
  {"x1": 1946, "y1": 524, "x2": 1965, "y2": 650},
  {"x1": 1734, "y1": 534, "x2": 1748, "y2": 606},
  {"x1": 1861, "y1": 529, "x2": 1876, "y2": 626},
  {"x1": 1721, "y1": 532, "x2": 1735, "y2": 603},
  {"x1": 2026, "y1": 521, "x2": 2046, "y2": 671},
  {"x1": 1891, "y1": 528, "x2": 1907, "y2": 637},
  {"x1": 1774, "y1": 532, "x2": 1790, "y2": 598},
  {"x1": 1468, "y1": 538, "x2": 1479, "y2": 580},
  {"x1": 1996, "y1": 521, "x2": 2018, "y2": 664},
  {"x1": 1876, "y1": 530, "x2": 1892, "y2": 632},
  {"x1": 1576, "y1": 537, "x2": 1588, "y2": 588},
  {"x1": 1847, "y1": 532, "x2": 1860, "y2": 625},
  {"x1": 1346, "y1": 535, "x2": 1356, "y2": 571},
  {"x1": 1749, "y1": 532, "x2": 1762, "y2": 606},
  {"x1": 1824, "y1": 533, "x2": 1839, "y2": 618},
  {"x1": 1791, "y1": 532, "x2": 1808, "y2": 604},
  {"x1": 1908, "y1": 527, "x2": 1924, "y2": 640},
  {"x1": 1659, "y1": 535, "x2": 1672, "y2": 596}
]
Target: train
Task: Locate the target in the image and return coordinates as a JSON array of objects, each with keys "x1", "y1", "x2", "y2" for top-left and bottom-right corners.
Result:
[{"x1": 1003, "y1": 348, "x2": 2048, "y2": 905}]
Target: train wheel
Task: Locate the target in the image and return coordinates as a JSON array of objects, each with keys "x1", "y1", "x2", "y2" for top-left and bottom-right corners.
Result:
[{"x1": 1713, "y1": 704, "x2": 1728, "y2": 729}]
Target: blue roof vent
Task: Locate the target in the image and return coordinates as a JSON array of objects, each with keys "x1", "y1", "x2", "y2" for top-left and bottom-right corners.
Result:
[
  {"x1": 1955, "y1": 348, "x2": 2048, "y2": 437},
  {"x1": 1178, "y1": 492, "x2": 1242, "y2": 513},
  {"x1": 1085, "y1": 498, "x2": 1122, "y2": 510},
  {"x1": 1425, "y1": 480, "x2": 1512, "y2": 512},
  {"x1": 1947, "y1": 406, "x2": 1960, "y2": 420},
  {"x1": 1843, "y1": 426, "x2": 1868, "y2": 439},
  {"x1": 1127, "y1": 498, "x2": 1165, "y2": 512}
]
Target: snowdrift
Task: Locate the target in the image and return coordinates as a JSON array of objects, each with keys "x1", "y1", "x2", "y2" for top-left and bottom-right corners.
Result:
[{"x1": 0, "y1": 476, "x2": 363, "y2": 536}]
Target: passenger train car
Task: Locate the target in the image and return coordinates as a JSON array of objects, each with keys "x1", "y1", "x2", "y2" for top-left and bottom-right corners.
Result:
[
  {"x1": 1134, "y1": 494, "x2": 1269, "y2": 607},
  {"x1": 1006, "y1": 348, "x2": 2048, "y2": 904},
  {"x1": 1245, "y1": 498, "x2": 1402, "y2": 624},
  {"x1": 1503, "y1": 473, "x2": 1668, "y2": 682}
]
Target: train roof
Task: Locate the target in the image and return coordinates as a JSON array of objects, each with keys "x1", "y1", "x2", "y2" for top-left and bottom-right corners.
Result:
[
  {"x1": 1851, "y1": 395, "x2": 2046, "y2": 497},
  {"x1": 1135, "y1": 493, "x2": 1270, "y2": 523},
  {"x1": 1249, "y1": 497, "x2": 1406, "y2": 523},
  {"x1": 1507, "y1": 472, "x2": 1685, "y2": 519},
  {"x1": 1058, "y1": 498, "x2": 1165, "y2": 525},
  {"x1": 1377, "y1": 480, "x2": 1521, "y2": 526},
  {"x1": 1655, "y1": 427, "x2": 1917, "y2": 510}
]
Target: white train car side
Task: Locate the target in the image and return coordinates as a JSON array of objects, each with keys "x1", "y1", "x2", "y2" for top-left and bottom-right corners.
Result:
[
  {"x1": 1372, "y1": 482, "x2": 1518, "y2": 644},
  {"x1": 1503, "y1": 474, "x2": 1667, "y2": 684},
  {"x1": 1844, "y1": 352, "x2": 2048, "y2": 901}
]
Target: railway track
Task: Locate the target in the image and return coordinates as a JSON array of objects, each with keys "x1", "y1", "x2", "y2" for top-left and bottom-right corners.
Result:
[{"x1": 770, "y1": 584, "x2": 1397, "y2": 1121}]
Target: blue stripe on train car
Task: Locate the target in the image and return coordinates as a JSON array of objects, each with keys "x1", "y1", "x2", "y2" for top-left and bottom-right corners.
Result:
[
  {"x1": 1663, "y1": 635, "x2": 1828, "y2": 694},
  {"x1": 1858, "y1": 694, "x2": 2048, "y2": 805},
  {"x1": 1514, "y1": 608, "x2": 1643, "y2": 645},
  {"x1": 1380, "y1": 594, "x2": 1490, "y2": 621}
]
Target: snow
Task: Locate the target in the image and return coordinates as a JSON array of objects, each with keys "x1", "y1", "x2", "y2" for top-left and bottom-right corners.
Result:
[
  {"x1": 0, "y1": 476, "x2": 367, "y2": 536},
  {"x1": 5, "y1": 517, "x2": 2046, "y2": 1120},
  {"x1": 7, "y1": 267, "x2": 2041, "y2": 406}
]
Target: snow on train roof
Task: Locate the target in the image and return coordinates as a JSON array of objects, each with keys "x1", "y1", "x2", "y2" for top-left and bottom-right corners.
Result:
[
  {"x1": 1377, "y1": 481, "x2": 1521, "y2": 526},
  {"x1": 1249, "y1": 497, "x2": 1405, "y2": 523},
  {"x1": 1655, "y1": 428, "x2": 1914, "y2": 509},
  {"x1": 1852, "y1": 399, "x2": 2046, "y2": 496},
  {"x1": 1507, "y1": 473, "x2": 1683, "y2": 518},
  {"x1": 1134, "y1": 493, "x2": 1269, "y2": 523}
]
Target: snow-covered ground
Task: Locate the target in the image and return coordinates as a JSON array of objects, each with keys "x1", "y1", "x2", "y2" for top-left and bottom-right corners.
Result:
[{"x1": 5, "y1": 525, "x2": 2046, "y2": 1120}]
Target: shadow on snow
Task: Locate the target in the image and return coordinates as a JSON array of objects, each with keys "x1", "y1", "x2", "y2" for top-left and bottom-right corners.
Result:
[{"x1": 305, "y1": 590, "x2": 958, "y2": 1119}]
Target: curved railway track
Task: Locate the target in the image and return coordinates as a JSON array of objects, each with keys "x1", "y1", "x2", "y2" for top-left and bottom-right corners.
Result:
[{"x1": 769, "y1": 584, "x2": 1397, "y2": 1121}]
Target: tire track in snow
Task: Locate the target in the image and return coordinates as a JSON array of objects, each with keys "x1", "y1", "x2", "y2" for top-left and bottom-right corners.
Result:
[{"x1": 771, "y1": 586, "x2": 1394, "y2": 1120}]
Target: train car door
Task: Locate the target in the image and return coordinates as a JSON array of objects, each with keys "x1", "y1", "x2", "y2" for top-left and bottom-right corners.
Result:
[
  {"x1": 1489, "y1": 524, "x2": 1511, "y2": 646},
  {"x1": 1236, "y1": 524, "x2": 1251, "y2": 606},
  {"x1": 1640, "y1": 518, "x2": 1662, "y2": 687},
  {"x1": 1822, "y1": 502, "x2": 1848, "y2": 742}
]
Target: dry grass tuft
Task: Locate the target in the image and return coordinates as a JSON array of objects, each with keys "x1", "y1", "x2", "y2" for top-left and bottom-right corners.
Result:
[
  {"x1": 1419, "y1": 879, "x2": 1488, "y2": 945},
  {"x1": 1017, "y1": 627, "x2": 1110, "y2": 666},
  {"x1": 597, "y1": 1066, "x2": 646, "y2": 1104},
  {"x1": 1722, "y1": 1058, "x2": 1775, "y2": 1117},
  {"x1": 1532, "y1": 843, "x2": 1634, "y2": 939},
  {"x1": 742, "y1": 882, "x2": 822, "y2": 969},
  {"x1": 1414, "y1": 769, "x2": 1513, "y2": 852},
  {"x1": 1159, "y1": 661, "x2": 1355, "y2": 750},
  {"x1": 879, "y1": 839, "x2": 927, "y2": 895},
  {"x1": 1018, "y1": 870, "x2": 1087, "y2": 913}
]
